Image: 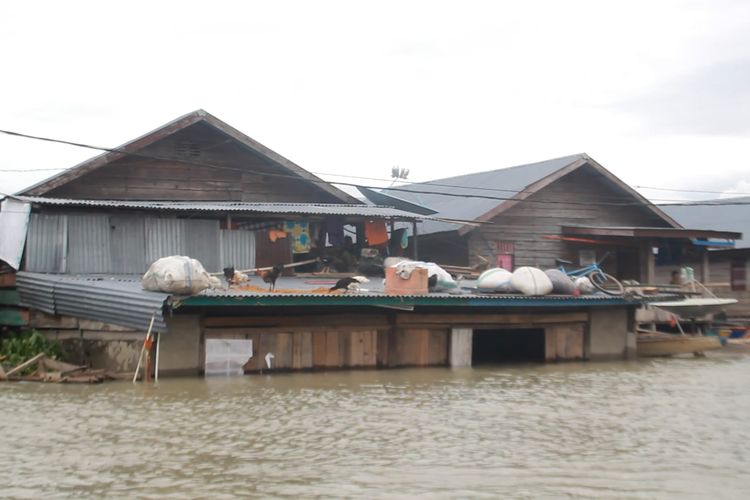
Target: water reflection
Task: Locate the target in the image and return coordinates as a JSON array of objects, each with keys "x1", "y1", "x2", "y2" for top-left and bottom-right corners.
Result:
[{"x1": 1, "y1": 354, "x2": 749, "y2": 498}]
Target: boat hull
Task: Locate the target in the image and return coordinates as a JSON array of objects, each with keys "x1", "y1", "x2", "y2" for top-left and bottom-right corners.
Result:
[
  {"x1": 650, "y1": 298, "x2": 738, "y2": 318},
  {"x1": 637, "y1": 334, "x2": 722, "y2": 357}
]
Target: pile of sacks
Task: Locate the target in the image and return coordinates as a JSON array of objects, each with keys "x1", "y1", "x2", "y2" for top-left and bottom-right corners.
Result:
[{"x1": 476, "y1": 266, "x2": 595, "y2": 296}]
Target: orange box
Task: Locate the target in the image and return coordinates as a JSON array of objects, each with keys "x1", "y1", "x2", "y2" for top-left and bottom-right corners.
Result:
[{"x1": 385, "y1": 267, "x2": 428, "y2": 295}]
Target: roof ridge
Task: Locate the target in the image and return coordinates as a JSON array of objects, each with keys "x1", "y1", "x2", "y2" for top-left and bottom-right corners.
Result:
[{"x1": 399, "y1": 153, "x2": 586, "y2": 187}]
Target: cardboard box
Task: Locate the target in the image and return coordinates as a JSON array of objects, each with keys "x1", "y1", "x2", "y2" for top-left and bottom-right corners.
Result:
[{"x1": 385, "y1": 267, "x2": 428, "y2": 295}]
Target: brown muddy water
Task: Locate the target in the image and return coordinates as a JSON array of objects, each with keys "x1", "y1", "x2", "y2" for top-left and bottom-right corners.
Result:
[{"x1": 2, "y1": 353, "x2": 750, "y2": 499}]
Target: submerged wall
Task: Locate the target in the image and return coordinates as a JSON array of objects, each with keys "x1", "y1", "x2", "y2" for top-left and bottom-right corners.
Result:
[
  {"x1": 30, "y1": 305, "x2": 638, "y2": 377},
  {"x1": 588, "y1": 307, "x2": 636, "y2": 360}
]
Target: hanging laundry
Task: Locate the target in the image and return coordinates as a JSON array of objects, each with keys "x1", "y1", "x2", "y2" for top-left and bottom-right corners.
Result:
[
  {"x1": 284, "y1": 221, "x2": 311, "y2": 253},
  {"x1": 325, "y1": 216, "x2": 345, "y2": 247},
  {"x1": 365, "y1": 219, "x2": 388, "y2": 246}
]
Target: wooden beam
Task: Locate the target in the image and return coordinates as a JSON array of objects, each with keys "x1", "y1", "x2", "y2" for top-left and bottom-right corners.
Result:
[
  {"x1": 5, "y1": 353, "x2": 46, "y2": 377},
  {"x1": 395, "y1": 312, "x2": 588, "y2": 327}
]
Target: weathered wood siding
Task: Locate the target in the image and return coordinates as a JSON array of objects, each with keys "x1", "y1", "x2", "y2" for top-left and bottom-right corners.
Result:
[
  {"x1": 467, "y1": 165, "x2": 670, "y2": 270},
  {"x1": 46, "y1": 122, "x2": 342, "y2": 203}
]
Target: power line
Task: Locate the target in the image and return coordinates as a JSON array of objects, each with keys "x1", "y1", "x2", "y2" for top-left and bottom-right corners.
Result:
[{"x1": 1, "y1": 128, "x2": 750, "y2": 209}]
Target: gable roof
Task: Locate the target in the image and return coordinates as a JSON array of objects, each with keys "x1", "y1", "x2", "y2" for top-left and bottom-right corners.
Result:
[
  {"x1": 378, "y1": 153, "x2": 680, "y2": 235},
  {"x1": 660, "y1": 197, "x2": 750, "y2": 249},
  {"x1": 18, "y1": 109, "x2": 360, "y2": 204}
]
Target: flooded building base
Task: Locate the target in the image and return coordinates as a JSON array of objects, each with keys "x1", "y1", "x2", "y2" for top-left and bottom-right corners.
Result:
[{"x1": 19, "y1": 272, "x2": 640, "y2": 377}]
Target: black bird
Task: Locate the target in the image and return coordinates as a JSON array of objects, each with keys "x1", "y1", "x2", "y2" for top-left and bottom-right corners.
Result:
[
  {"x1": 329, "y1": 276, "x2": 369, "y2": 292},
  {"x1": 427, "y1": 274, "x2": 438, "y2": 291},
  {"x1": 223, "y1": 266, "x2": 235, "y2": 283},
  {"x1": 259, "y1": 264, "x2": 285, "y2": 291}
]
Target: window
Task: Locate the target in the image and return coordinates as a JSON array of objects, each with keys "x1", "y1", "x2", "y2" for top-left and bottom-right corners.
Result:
[
  {"x1": 731, "y1": 259, "x2": 747, "y2": 291},
  {"x1": 495, "y1": 241, "x2": 514, "y2": 271}
]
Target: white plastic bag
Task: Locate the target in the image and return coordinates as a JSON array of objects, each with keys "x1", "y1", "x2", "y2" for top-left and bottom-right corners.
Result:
[
  {"x1": 390, "y1": 260, "x2": 458, "y2": 291},
  {"x1": 142, "y1": 255, "x2": 217, "y2": 295}
]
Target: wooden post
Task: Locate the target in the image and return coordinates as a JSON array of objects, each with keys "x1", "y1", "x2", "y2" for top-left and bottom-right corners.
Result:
[
  {"x1": 640, "y1": 241, "x2": 655, "y2": 284},
  {"x1": 5, "y1": 353, "x2": 45, "y2": 378},
  {"x1": 133, "y1": 314, "x2": 156, "y2": 384},
  {"x1": 154, "y1": 332, "x2": 161, "y2": 383},
  {"x1": 701, "y1": 250, "x2": 710, "y2": 284},
  {"x1": 412, "y1": 221, "x2": 419, "y2": 260}
]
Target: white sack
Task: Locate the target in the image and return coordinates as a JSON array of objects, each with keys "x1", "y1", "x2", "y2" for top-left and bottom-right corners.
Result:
[
  {"x1": 510, "y1": 266, "x2": 553, "y2": 296},
  {"x1": 477, "y1": 267, "x2": 515, "y2": 292},
  {"x1": 390, "y1": 259, "x2": 457, "y2": 291},
  {"x1": 142, "y1": 255, "x2": 216, "y2": 295},
  {"x1": 575, "y1": 276, "x2": 595, "y2": 294}
]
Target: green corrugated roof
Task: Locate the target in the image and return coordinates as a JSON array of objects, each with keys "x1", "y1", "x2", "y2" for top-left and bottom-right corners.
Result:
[{"x1": 178, "y1": 294, "x2": 638, "y2": 308}]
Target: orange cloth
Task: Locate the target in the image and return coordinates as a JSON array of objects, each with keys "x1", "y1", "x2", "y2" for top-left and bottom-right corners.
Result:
[
  {"x1": 268, "y1": 229, "x2": 287, "y2": 243},
  {"x1": 365, "y1": 220, "x2": 388, "y2": 246}
]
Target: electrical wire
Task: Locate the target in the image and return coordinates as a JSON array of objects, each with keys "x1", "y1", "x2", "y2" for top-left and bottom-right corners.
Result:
[{"x1": 1, "y1": 128, "x2": 750, "y2": 208}]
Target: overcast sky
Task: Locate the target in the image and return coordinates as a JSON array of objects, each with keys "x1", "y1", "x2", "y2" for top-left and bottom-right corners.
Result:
[{"x1": 1, "y1": 0, "x2": 749, "y2": 201}]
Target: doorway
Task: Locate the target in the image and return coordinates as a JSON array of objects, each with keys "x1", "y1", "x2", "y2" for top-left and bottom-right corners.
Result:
[{"x1": 471, "y1": 328, "x2": 545, "y2": 364}]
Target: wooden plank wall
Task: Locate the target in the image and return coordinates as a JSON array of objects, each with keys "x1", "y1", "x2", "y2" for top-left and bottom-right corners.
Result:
[
  {"x1": 46, "y1": 123, "x2": 342, "y2": 203},
  {"x1": 204, "y1": 327, "x2": 383, "y2": 371},
  {"x1": 466, "y1": 165, "x2": 672, "y2": 270},
  {"x1": 204, "y1": 324, "x2": 448, "y2": 372},
  {"x1": 544, "y1": 324, "x2": 585, "y2": 361}
]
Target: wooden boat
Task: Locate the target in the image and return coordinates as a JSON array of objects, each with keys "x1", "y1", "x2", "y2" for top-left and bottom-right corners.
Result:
[
  {"x1": 650, "y1": 297, "x2": 738, "y2": 318},
  {"x1": 637, "y1": 331, "x2": 722, "y2": 357}
]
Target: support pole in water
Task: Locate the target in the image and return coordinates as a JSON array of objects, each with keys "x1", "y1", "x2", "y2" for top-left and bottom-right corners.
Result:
[
  {"x1": 154, "y1": 332, "x2": 161, "y2": 383},
  {"x1": 133, "y1": 313, "x2": 156, "y2": 384}
]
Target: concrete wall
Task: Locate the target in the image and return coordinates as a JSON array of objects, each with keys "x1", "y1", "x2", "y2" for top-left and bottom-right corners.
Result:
[
  {"x1": 450, "y1": 328, "x2": 472, "y2": 367},
  {"x1": 159, "y1": 315, "x2": 203, "y2": 376},
  {"x1": 589, "y1": 308, "x2": 635, "y2": 360}
]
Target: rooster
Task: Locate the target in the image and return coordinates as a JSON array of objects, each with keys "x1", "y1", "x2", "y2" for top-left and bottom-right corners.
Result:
[
  {"x1": 258, "y1": 264, "x2": 285, "y2": 291},
  {"x1": 329, "y1": 276, "x2": 369, "y2": 292}
]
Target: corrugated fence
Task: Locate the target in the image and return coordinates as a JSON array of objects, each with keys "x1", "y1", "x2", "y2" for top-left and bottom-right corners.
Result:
[{"x1": 24, "y1": 214, "x2": 256, "y2": 274}]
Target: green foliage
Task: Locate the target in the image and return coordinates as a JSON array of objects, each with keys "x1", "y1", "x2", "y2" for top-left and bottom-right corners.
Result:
[{"x1": 0, "y1": 330, "x2": 61, "y2": 369}]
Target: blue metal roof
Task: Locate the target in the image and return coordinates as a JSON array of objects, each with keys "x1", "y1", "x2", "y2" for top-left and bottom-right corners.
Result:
[
  {"x1": 379, "y1": 154, "x2": 586, "y2": 234},
  {"x1": 661, "y1": 197, "x2": 750, "y2": 249}
]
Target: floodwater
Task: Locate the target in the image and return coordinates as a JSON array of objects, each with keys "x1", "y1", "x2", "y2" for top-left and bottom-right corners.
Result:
[{"x1": 2, "y1": 354, "x2": 750, "y2": 499}]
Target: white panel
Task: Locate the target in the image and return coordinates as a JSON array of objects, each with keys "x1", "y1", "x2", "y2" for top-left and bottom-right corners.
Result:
[{"x1": 205, "y1": 339, "x2": 253, "y2": 376}]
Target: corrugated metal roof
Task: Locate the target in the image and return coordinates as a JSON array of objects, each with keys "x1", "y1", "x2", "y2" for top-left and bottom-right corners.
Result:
[
  {"x1": 660, "y1": 197, "x2": 750, "y2": 249},
  {"x1": 379, "y1": 154, "x2": 586, "y2": 234},
  {"x1": 16, "y1": 272, "x2": 170, "y2": 332},
  {"x1": 179, "y1": 276, "x2": 642, "y2": 308},
  {"x1": 11, "y1": 195, "x2": 443, "y2": 221}
]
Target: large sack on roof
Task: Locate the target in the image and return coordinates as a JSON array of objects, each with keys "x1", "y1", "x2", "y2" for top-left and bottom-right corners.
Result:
[
  {"x1": 544, "y1": 269, "x2": 576, "y2": 295},
  {"x1": 390, "y1": 259, "x2": 458, "y2": 291},
  {"x1": 510, "y1": 266, "x2": 553, "y2": 296},
  {"x1": 575, "y1": 276, "x2": 596, "y2": 295},
  {"x1": 142, "y1": 256, "x2": 218, "y2": 295},
  {"x1": 477, "y1": 267, "x2": 515, "y2": 292}
]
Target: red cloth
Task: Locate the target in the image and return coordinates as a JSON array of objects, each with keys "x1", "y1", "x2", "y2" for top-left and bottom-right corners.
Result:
[{"x1": 365, "y1": 220, "x2": 388, "y2": 246}]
